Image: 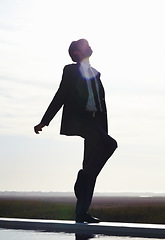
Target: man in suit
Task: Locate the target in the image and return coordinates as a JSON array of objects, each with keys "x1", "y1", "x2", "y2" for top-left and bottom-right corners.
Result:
[{"x1": 34, "y1": 39, "x2": 117, "y2": 223}]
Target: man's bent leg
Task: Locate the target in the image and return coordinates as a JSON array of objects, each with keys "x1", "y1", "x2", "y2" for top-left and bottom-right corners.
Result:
[
  {"x1": 83, "y1": 133, "x2": 117, "y2": 215},
  {"x1": 74, "y1": 123, "x2": 117, "y2": 222},
  {"x1": 83, "y1": 126, "x2": 117, "y2": 178}
]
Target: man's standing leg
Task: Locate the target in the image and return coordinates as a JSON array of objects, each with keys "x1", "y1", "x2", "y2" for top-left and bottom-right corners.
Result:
[{"x1": 74, "y1": 118, "x2": 117, "y2": 222}]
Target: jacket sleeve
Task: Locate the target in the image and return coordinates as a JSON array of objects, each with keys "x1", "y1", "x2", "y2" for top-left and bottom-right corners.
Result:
[{"x1": 40, "y1": 65, "x2": 71, "y2": 126}]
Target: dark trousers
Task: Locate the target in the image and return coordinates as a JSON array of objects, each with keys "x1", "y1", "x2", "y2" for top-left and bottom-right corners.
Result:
[{"x1": 74, "y1": 112, "x2": 118, "y2": 216}]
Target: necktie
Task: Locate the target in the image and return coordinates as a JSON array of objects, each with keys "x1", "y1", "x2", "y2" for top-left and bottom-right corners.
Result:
[{"x1": 88, "y1": 67, "x2": 101, "y2": 112}]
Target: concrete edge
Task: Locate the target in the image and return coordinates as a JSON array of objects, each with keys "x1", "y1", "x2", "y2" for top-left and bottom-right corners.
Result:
[{"x1": 0, "y1": 218, "x2": 165, "y2": 238}]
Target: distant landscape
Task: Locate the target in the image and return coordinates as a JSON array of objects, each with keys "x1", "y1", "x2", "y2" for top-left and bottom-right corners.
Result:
[
  {"x1": 1, "y1": 191, "x2": 165, "y2": 197},
  {"x1": 0, "y1": 192, "x2": 165, "y2": 224}
]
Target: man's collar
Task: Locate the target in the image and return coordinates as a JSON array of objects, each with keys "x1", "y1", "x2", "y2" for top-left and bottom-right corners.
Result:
[{"x1": 80, "y1": 59, "x2": 91, "y2": 69}]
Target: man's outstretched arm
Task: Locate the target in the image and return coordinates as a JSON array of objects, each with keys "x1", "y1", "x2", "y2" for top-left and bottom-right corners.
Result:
[{"x1": 33, "y1": 65, "x2": 71, "y2": 133}]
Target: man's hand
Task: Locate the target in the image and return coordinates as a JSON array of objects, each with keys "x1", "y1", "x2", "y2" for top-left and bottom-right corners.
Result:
[{"x1": 34, "y1": 123, "x2": 45, "y2": 134}]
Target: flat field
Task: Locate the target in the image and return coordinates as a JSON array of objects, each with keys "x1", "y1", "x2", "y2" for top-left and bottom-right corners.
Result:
[{"x1": 0, "y1": 194, "x2": 165, "y2": 224}]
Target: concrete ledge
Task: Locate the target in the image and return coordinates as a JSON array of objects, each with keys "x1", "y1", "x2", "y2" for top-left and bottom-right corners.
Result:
[{"x1": 0, "y1": 218, "x2": 165, "y2": 238}]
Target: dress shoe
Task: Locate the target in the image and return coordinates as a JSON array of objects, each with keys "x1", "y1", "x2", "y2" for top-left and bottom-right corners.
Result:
[{"x1": 76, "y1": 213, "x2": 100, "y2": 223}]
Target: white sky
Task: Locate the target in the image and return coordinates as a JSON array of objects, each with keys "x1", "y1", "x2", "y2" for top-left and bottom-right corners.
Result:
[{"x1": 0, "y1": 0, "x2": 165, "y2": 193}]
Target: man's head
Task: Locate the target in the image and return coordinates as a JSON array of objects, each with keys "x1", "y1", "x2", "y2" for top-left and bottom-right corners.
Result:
[{"x1": 68, "y1": 39, "x2": 93, "y2": 62}]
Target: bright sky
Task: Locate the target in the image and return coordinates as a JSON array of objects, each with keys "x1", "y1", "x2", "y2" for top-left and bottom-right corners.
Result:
[{"x1": 0, "y1": 0, "x2": 165, "y2": 193}]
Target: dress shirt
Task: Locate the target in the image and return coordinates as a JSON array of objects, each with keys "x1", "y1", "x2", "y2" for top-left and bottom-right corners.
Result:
[{"x1": 79, "y1": 61, "x2": 102, "y2": 112}]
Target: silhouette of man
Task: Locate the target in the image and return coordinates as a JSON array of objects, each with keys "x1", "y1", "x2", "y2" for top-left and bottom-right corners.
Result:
[{"x1": 34, "y1": 39, "x2": 117, "y2": 223}]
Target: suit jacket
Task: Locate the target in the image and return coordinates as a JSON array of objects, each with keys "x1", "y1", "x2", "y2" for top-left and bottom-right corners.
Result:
[{"x1": 41, "y1": 63, "x2": 108, "y2": 136}]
